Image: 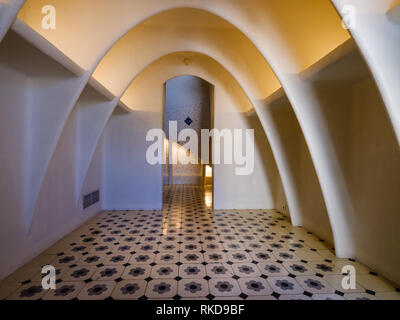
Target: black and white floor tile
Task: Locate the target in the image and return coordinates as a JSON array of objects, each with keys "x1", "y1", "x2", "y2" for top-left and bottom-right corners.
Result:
[{"x1": 0, "y1": 185, "x2": 399, "y2": 300}]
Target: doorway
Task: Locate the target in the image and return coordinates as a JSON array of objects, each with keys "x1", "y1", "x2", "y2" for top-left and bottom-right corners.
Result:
[{"x1": 163, "y1": 75, "x2": 213, "y2": 206}]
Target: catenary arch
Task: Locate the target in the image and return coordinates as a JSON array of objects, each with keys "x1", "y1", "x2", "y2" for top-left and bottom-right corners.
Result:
[
  {"x1": 133, "y1": 45, "x2": 323, "y2": 230},
  {"x1": 17, "y1": 0, "x2": 350, "y2": 72},
  {"x1": 0, "y1": 0, "x2": 396, "y2": 284},
  {"x1": 20, "y1": 6, "x2": 285, "y2": 233},
  {"x1": 80, "y1": 51, "x2": 333, "y2": 245},
  {"x1": 331, "y1": 0, "x2": 400, "y2": 144},
  {"x1": 0, "y1": 0, "x2": 25, "y2": 42},
  {"x1": 72, "y1": 5, "x2": 351, "y2": 256},
  {"x1": 92, "y1": 8, "x2": 280, "y2": 100},
  {"x1": 39, "y1": 8, "x2": 286, "y2": 211},
  {"x1": 16, "y1": 4, "x2": 355, "y2": 258},
  {"x1": 19, "y1": 5, "x2": 287, "y2": 233},
  {"x1": 102, "y1": 52, "x2": 281, "y2": 211}
]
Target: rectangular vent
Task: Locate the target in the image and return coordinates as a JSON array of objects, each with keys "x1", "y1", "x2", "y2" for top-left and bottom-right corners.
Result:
[{"x1": 83, "y1": 190, "x2": 100, "y2": 209}]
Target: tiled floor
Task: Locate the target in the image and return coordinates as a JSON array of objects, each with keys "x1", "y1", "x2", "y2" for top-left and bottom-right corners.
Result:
[{"x1": 1, "y1": 185, "x2": 399, "y2": 300}]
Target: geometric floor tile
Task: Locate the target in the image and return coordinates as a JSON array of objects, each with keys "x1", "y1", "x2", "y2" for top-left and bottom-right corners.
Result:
[
  {"x1": 1, "y1": 185, "x2": 398, "y2": 300},
  {"x1": 266, "y1": 276, "x2": 304, "y2": 295},
  {"x1": 178, "y1": 279, "x2": 209, "y2": 298},
  {"x1": 179, "y1": 252, "x2": 204, "y2": 264},
  {"x1": 295, "y1": 276, "x2": 335, "y2": 294},
  {"x1": 344, "y1": 292, "x2": 379, "y2": 300},
  {"x1": 206, "y1": 263, "x2": 235, "y2": 278},
  {"x1": 294, "y1": 250, "x2": 323, "y2": 262},
  {"x1": 232, "y1": 263, "x2": 261, "y2": 277},
  {"x1": 249, "y1": 251, "x2": 273, "y2": 263},
  {"x1": 310, "y1": 261, "x2": 341, "y2": 275},
  {"x1": 145, "y1": 279, "x2": 178, "y2": 299},
  {"x1": 226, "y1": 252, "x2": 252, "y2": 263},
  {"x1": 103, "y1": 254, "x2": 131, "y2": 266},
  {"x1": 312, "y1": 293, "x2": 346, "y2": 300},
  {"x1": 282, "y1": 261, "x2": 315, "y2": 276},
  {"x1": 272, "y1": 251, "x2": 300, "y2": 262},
  {"x1": 92, "y1": 265, "x2": 125, "y2": 281},
  {"x1": 237, "y1": 277, "x2": 273, "y2": 296},
  {"x1": 246, "y1": 295, "x2": 278, "y2": 300},
  {"x1": 279, "y1": 294, "x2": 313, "y2": 300},
  {"x1": 154, "y1": 253, "x2": 179, "y2": 265},
  {"x1": 150, "y1": 264, "x2": 179, "y2": 279},
  {"x1": 129, "y1": 253, "x2": 156, "y2": 265},
  {"x1": 203, "y1": 252, "x2": 228, "y2": 264},
  {"x1": 0, "y1": 282, "x2": 21, "y2": 300},
  {"x1": 77, "y1": 254, "x2": 107, "y2": 266},
  {"x1": 111, "y1": 280, "x2": 147, "y2": 300},
  {"x1": 179, "y1": 264, "x2": 207, "y2": 279},
  {"x1": 77, "y1": 281, "x2": 116, "y2": 300},
  {"x1": 51, "y1": 254, "x2": 82, "y2": 267},
  {"x1": 122, "y1": 265, "x2": 151, "y2": 280},
  {"x1": 6, "y1": 282, "x2": 45, "y2": 300},
  {"x1": 257, "y1": 262, "x2": 289, "y2": 277},
  {"x1": 323, "y1": 274, "x2": 365, "y2": 293},
  {"x1": 63, "y1": 266, "x2": 97, "y2": 282},
  {"x1": 42, "y1": 281, "x2": 85, "y2": 300},
  {"x1": 209, "y1": 278, "x2": 241, "y2": 297},
  {"x1": 356, "y1": 274, "x2": 397, "y2": 292}
]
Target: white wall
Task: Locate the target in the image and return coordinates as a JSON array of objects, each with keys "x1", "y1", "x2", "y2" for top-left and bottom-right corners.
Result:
[
  {"x1": 0, "y1": 87, "x2": 103, "y2": 280},
  {"x1": 0, "y1": 30, "x2": 103, "y2": 281},
  {"x1": 212, "y1": 111, "x2": 276, "y2": 210},
  {"x1": 0, "y1": 0, "x2": 25, "y2": 42},
  {"x1": 266, "y1": 99, "x2": 333, "y2": 244},
  {"x1": 349, "y1": 78, "x2": 400, "y2": 284},
  {"x1": 332, "y1": 0, "x2": 400, "y2": 144},
  {"x1": 0, "y1": 33, "x2": 30, "y2": 280},
  {"x1": 247, "y1": 114, "x2": 284, "y2": 211},
  {"x1": 103, "y1": 110, "x2": 163, "y2": 210},
  {"x1": 75, "y1": 85, "x2": 116, "y2": 201},
  {"x1": 309, "y1": 74, "x2": 400, "y2": 284},
  {"x1": 102, "y1": 108, "x2": 279, "y2": 211}
]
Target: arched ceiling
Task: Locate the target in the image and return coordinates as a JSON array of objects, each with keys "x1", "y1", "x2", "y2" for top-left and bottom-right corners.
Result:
[
  {"x1": 12, "y1": 1, "x2": 354, "y2": 255},
  {"x1": 120, "y1": 52, "x2": 253, "y2": 114},
  {"x1": 92, "y1": 8, "x2": 280, "y2": 101},
  {"x1": 18, "y1": 0, "x2": 349, "y2": 73},
  {"x1": 0, "y1": 0, "x2": 399, "y2": 286}
]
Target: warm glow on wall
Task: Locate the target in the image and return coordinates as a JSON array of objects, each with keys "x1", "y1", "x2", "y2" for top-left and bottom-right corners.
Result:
[
  {"x1": 205, "y1": 190, "x2": 213, "y2": 208},
  {"x1": 165, "y1": 139, "x2": 200, "y2": 165},
  {"x1": 205, "y1": 165, "x2": 213, "y2": 178}
]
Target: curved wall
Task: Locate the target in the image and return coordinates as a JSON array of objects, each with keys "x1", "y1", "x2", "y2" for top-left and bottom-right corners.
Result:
[
  {"x1": 103, "y1": 53, "x2": 282, "y2": 211},
  {"x1": 0, "y1": 0, "x2": 398, "y2": 286}
]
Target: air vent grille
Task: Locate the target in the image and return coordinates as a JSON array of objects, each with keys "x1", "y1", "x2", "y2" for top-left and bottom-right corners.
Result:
[{"x1": 83, "y1": 190, "x2": 100, "y2": 209}]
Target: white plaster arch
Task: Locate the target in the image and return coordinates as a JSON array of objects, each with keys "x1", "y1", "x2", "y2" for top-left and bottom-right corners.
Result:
[
  {"x1": 93, "y1": 8, "x2": 280, "y2": 100},
  {"x1": 88, "y1": 9, "x2": 330, "y2": 239},
  {"x1": 0, "y1": 0, "x2": 397, "y2": 284},
  {"x1": 102, "y1": 52, "x2": 280, "y2": 210},
  {"x1": 97, "y1": 5, "x2": 356, "y2": 258},
  {"x1": 331, "y1": 0, "x2": 400, "y2": 145},
  {"x1": 84, "y1": 52, "x2": 264, "y2": 206},
  {"x1": 82, "y1": 47, "x2": 332, "y2": 238},
  {"x1": 18, "y1": 4, "x2": 354, "y2": 258},
  {"x1": 0, "y1": 0, "x2": 25, "y2": 42},
  {"x1": 20, "y1": 5, "x2": 287, "y2": 234},
  {"x1": 49, "y1": 1, "x2": 400, "y2": 282},
  {"x1": 21, "y1": 6, "x2": 286, "y2": 235}
]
